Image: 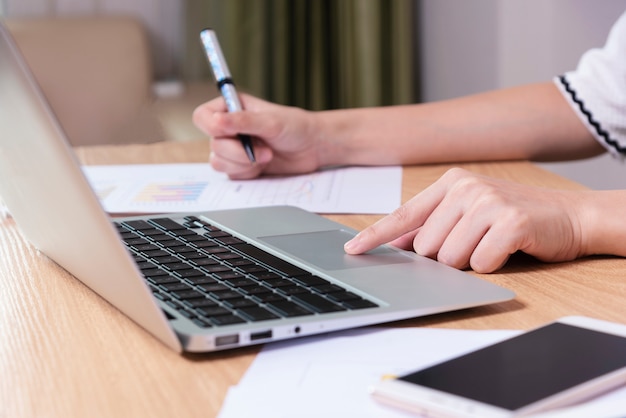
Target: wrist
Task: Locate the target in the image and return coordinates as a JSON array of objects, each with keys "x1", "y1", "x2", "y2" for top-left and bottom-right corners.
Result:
[
  {"x1": 313, "y1": 110, "x2": 352, "y2": 167},
  {"x1": 577, "y1": 190, "x2": 626, "y2": 257}
]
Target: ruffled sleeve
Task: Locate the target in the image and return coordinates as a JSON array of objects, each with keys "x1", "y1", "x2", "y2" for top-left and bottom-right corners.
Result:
[{"x1": 555, "y1": 11, "x2": 626, "y2": 158}]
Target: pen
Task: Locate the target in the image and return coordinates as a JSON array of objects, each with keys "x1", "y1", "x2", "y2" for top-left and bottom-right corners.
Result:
[{"x1": 200, "y1": 28, "x2": 256, "y2": 163}]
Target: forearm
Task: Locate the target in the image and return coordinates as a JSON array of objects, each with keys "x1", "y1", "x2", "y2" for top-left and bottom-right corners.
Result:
[{"x1": 315, "y1": 82, "x2": 603, "y2": 167}]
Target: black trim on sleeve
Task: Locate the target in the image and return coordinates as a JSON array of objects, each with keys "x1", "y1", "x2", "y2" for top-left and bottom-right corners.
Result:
[{"x1": 558, "y1": 75, "x2": 626, "y2": 155}]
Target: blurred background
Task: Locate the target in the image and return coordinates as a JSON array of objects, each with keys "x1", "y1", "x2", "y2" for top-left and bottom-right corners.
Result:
[{"x1": 1, "y1": 0, "x2": 625, "y2": 189}]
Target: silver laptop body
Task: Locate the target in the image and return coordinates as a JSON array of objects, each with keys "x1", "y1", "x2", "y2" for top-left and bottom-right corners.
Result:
[{"x1": 0, "y1": 21, "x2": 514, "y2": 353}]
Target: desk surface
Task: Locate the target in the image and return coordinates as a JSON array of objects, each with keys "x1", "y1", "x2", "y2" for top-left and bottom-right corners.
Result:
[{"x1": 2, "y1": 140, "x2": 625, "y2": 417}]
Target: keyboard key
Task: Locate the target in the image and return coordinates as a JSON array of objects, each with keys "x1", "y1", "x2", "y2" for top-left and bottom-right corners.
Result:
[
  {"x1": 225, "y1": 258, "x2": 254, "y2": 267},
  {"x1": 184, "y1": 298, "x2": 219, "y2": 309},
  {"x1": 151, "y1": 255, "x2": 181, "y2": 264},
  {"x1": 149, "y1": 275, "x2": 180, "y2": 285},
  {"x1": 172, "y1": 228, "x2": 199, "y2": 237},
  {"x1": 204, "y1": 230, "x2": 231, "y2": 239},
  {"x1": 149, "y1": 218, "x2": 187, "y2": 232},
  {"x1": 198, "y1": 283, "x2": 229, "y2": 293},
  {"x1": 171, "y1": 289, "x2": 206, "y2": 301},
  {"x1": 176, "y1": 269, "x2": 205, "y2": 279},
  {"x1": 291, "y1": 293, "x2": 346, "y2": 313},
  {"x1": 292, "y1": 275, "x2": 331, "y2": 287},
  {"x1": 237, "y1": 307, "x2": 279, "y2": 322},
  {"x1": 210, "y1": 290, "x2": 244, "y2": 301},
  {"x1": 136, "y1": 260, "x2": 158, "y2": 270},
  {"x1": 159, "y1": 282, "x2": 193, "y2": 292},
  {"x1": 262, "y1": 278, "x2": 295, "y2": 288},
  {"x1": 190, "y1": 257, "x2": 220, "y2": 267},
  {"x1": 162, "y1": 262, "x2": 194, "y2": 272},
  {"x1": 238, "y1": 265, "x2": 270, "y2": 274},
  {"x1": 115, "y1": 223, "x2": 130, "y2": 231},
  {"x1": 265, "y1": 300, "x2": 314, "y2": 317},
  {"x1": 202, "y1": 264, "x2": 232, "y2": 273},
  {"x1": 183, "y1": 251, "x2": 215, "y2": 260},
  {"x1": 223, "y1": 297, "x2": 257, "y2": 309},
  {"x1": 179, "y1": 233, "x2": 210, "y2": 242},
  {"x1": 142, "y1": 268, "x2": 169, "y2": 279},
  {"x1": 201, "y1": 246, "x2": 230, "y2": 254},
  {"x1": 122, "y1": 220, "x2": 154, "y2": 231},
  {"x1": 213, "y1": 271, "x2": 246, "y2": 280},
  {"x1": 196, "y1": 306, "x2": 231, "y2": 317},
  {"x1": 141, "y1": 230, "x2": 171, "y2": 241},
  {"x1": 275, "y1": 285, "x2": 309, "y2": 296},
  {"x1": 311, "y1": 283, "x2": 345, "y2": 294},
  {"x1": 173, "y1": 246, "x2": 198, "y2": 254},
  {"x1": 201, "y1": 224, "x2": 221, "y2": 233},
  {"x1": 223, "y1": 277, "x2": 258, "y2": 288},
  {"x1": 144, "y1": 249, "x2": 171, "y2": 258},
  {"x1": 159, "y1": 240, "x2": 186, "y2": 249},
  {"x1": 193, "y1": 240, "x2": 220, "y2": 249},
  {"x1": 185, "y1": 276, "x2": 219, "y2": 285},
  {"x1": 251, "y1": 271, "x2": 282, "y2": 281},
  {"x1": 126, "y1": 237, "x2": 150, "y2": 246},
  {"x1": 325, "y1": 291, "x2": 362, "y2": 302},
  {"x1": 342, "y1": 299, "x2": 379, "y2": 310},
  {"x1": 241, "y1": 286, "x2": 273, "y2": 297},
  {"x1": 210, "y1": 314, "x2": 247, "y2": 326},
  {"x1": 213, "y1": 252, "x2": 243, "y2": 261},
  {"x1": 252, "y1": 292, "x2": 289, "y2": 303},
  {"x1": 215, "y1": 236, "x2": 245, "y2": 245}
]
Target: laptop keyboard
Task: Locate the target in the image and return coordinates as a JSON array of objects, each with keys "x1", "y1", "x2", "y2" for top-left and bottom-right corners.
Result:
[{"x1": 114, "y1": 216, "x2": 378, "y2": 328}]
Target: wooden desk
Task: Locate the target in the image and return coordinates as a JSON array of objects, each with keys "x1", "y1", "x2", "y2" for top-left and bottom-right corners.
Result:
[{"x1": 2, "y1": 140, "x2": 625, "y2": 417}]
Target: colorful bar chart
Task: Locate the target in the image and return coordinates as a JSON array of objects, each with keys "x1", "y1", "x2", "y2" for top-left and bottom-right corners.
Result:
[{"x1": 133, "y1": 181, "x2": 209, "y2": 204}]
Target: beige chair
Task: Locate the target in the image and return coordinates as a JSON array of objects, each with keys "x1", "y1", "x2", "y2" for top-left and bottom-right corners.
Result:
[{"x1": 6, "y1": 16, "x2": 164, "y2": 146}]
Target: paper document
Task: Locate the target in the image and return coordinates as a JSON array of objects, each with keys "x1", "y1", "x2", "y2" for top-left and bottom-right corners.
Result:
[
  {"x1": 218, "y1": 328, "x2": 517, "y2": 418},
  {"x1": 82, "y1": 163, "x2": 401, "y2": 214},
  {"x1": 217, "y1": 327, "x2": 626, "y2": 418}
]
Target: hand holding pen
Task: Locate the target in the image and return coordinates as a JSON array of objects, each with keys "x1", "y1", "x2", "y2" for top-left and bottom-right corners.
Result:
[
  {"x1": 200, "y1": 28, "x2": 256, "y2": 163},
  {"x1": 193, "y1": 93, "x2": 324, "y2": 180}
]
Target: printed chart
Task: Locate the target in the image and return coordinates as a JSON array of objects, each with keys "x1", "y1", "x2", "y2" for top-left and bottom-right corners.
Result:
[
  {"x1": 133, "y1": 181, "x2": 209, "y2": 204},
  {"x1": 82, "y1": 163, "x2": 401, "y2": 214}
]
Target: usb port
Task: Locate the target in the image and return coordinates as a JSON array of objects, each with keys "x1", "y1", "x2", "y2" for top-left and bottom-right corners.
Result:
[{"x1": 250, "y1": 330, "x2": 272, "y2": 341}]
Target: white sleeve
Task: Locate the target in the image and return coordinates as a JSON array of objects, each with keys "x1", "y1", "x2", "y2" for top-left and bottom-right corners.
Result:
[{"x1": 554, "y1": 11, "x2": 626, "y2": 158}]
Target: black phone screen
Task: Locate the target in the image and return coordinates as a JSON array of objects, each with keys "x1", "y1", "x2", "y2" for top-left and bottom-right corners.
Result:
[{"x1": 399, "y1": 323, "x2": 626, "y2": 411}]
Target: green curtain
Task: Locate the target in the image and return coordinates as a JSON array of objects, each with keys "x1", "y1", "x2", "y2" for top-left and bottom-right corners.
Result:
[{"x1": 183, "y1": 0, "x2": 417, "y2": 110}]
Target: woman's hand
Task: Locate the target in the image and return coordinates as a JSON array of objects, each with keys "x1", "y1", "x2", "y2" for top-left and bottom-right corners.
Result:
[
  {"x1": 345, "y1": 168, "x2": 587, "y2": 273},
  {"x1": 193, "y1": 94, "x2": 323, "y2": 179}
]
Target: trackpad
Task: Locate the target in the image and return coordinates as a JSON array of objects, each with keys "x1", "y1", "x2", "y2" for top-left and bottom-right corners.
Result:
[{"x1": 260, "y1": 229, "x2": 412, "y2": 271}]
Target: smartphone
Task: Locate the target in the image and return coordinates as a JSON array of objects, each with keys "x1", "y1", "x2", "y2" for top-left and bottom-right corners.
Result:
[{"x1": 370, "y1": 316, "x2": 626, "y2": 417}]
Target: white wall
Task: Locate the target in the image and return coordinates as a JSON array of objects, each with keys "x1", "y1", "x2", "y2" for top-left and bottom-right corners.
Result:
[
  {"x1": 419, "y1": 0, "x2": 626, "y2": 190},
  {"x1": 2, "y1": 0, "x2": 182, "y2": 79}
]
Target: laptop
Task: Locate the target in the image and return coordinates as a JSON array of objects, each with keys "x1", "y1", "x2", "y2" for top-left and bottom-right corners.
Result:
[{"x1": 0, "y1": 21, "x2": 514, "y2": 353}]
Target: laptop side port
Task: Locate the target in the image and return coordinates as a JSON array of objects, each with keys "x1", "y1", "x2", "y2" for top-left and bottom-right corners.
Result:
[
  {"x1": 250, "y1": 330, "x2": 272, "y2": 341},
  {"x1": 215, "y1": 334, "x2": 240, "y2": 347}
]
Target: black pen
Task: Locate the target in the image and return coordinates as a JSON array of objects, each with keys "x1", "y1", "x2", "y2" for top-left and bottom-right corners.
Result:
[{"x1": 200, "y1": 28, "x2": 256, "y2": 163}]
